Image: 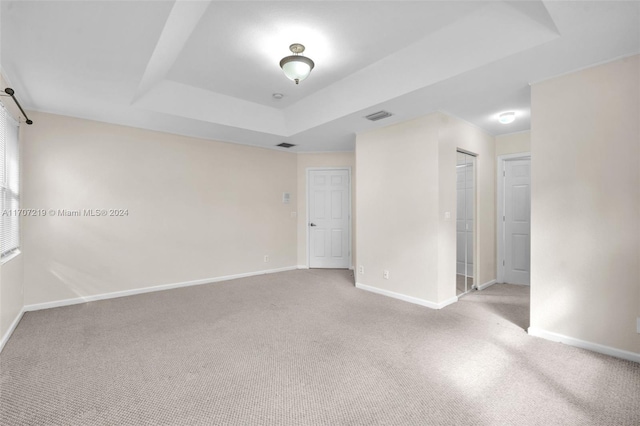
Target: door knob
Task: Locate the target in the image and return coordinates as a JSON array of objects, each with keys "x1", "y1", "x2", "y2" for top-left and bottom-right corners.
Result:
[{"x1": 310, "y1": 223, "x2": 317, "y2": 227}]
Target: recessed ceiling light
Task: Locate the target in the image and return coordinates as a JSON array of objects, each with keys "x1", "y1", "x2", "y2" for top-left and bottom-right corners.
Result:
[
  {"x1": 498, "y1": 112, "x2": 516, "y2": 124},
  {"x1": 272, "y1": 93, "x2": 284, "y2": 100}
]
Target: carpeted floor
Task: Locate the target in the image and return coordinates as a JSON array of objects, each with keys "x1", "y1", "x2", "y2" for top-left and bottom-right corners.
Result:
[{"x1": 1, "y1": 269, "x2": 638, "y2": 425}]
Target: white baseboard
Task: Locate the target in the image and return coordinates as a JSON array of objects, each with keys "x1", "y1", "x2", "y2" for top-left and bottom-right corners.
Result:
[
  {"x1": 528, "y1": 327, "x2": 640, "y2": 363},
  {"x1": 23, "y1": 266, "x2": 299, "y2": 313},
  {"x1": 355, "y1": 282, "x2": 457, "y2": 310},
  {"x1": 0, "y1": 307, "x2": 25, "y2": 353},
  {"x1": 297, "y1": 265, "x2": 354, "y2": 270},
  {"x1": 438, "y1": 296, "x2": 459, "y2": 309},
  {"x1": 477, "y1": 279, "x2": 497, "y2": 290}
]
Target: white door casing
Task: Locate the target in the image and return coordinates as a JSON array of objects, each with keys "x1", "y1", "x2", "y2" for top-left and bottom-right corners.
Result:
[
  {"x1": 499, "y1": 155, "x2": 531, "y2": 285},
  {"x1": 307, "y1": 168, "x2": 351, "y2": 269}
]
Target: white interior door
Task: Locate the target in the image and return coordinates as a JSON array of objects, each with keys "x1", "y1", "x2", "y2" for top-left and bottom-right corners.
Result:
[
  {"x1": 504, "y1": 158, "x2": 531, "y2": 285},
  {"x1": 308, "y1": 169, "x2": 350, "y2": 268}
]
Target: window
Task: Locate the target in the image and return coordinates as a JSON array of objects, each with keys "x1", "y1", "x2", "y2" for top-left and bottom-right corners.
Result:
[{"x1": 0, "y1": 101, "x2": 20, "y2": 259}]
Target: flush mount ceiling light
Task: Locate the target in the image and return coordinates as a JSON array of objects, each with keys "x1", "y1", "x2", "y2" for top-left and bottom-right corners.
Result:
[
  {"x1": 279, "y1": 43, "x2": 315, "y2": 85},
  {"x1": 498, "y1": 112, "x2": 516, "y2": 124}
]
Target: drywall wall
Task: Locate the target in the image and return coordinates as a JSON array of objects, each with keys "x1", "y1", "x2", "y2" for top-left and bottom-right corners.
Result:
[
  {"x1": 355, "y1": 112, "x2": 495, "y2": 305},
  {"x1": 0, "y1": 71, "x2": 25, "y2": 344},
  {"x1": 438, "y1": 116, "x2": 496, "y2": 301},
  {"x1": 356, "y1": 114, "x2": 441, "y2": 302},
  {"x1": 496, "y1": 131, "x2": 530, "y2": 156},
  {"x1": 22, "y1": 111, "x2": 298, "y2": 306},
  {"x1": 296, "y1": 152, "x2": 355, "y2": 267},
  {"x1": 0, "y1": 255, "x2": 23, "y2": 343},
  {"x1": 530, "y1": 55, "x2": 640, "y2": 355}
]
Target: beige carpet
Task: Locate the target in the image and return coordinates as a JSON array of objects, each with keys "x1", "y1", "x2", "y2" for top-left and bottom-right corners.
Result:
[{"x1": 1, "y1": 269, "x2": 638, "y2": 425}]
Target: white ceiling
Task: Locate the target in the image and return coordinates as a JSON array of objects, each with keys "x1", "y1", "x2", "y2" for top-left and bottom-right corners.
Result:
[{"x1": 1, "y1": 1, "x2": 639, "y2": 152}]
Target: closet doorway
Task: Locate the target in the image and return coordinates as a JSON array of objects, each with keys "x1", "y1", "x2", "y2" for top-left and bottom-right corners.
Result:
[{"x1": 456, "y1": 150, "x2": 476, "y2": 296}]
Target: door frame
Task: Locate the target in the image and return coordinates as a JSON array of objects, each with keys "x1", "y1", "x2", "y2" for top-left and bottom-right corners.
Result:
[
  {"x1": 456, "y1": 149, "x2": 478, "y2": 294},
  {"x1": 497, "y1": 152, "x2": 531, "y2": 284},
  {"x1": 306, "y1": 167, "x2": 353, "y2": 269}
]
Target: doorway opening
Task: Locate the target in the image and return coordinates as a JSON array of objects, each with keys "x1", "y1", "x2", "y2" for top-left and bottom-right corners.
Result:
[
  {"x1": 306, "y1": 168, "x2": 352, "y2": 269},
  {"x1": 456, "y1": 150, "x2": 476, "y2": 296},
  {"x1": 497, "y1": 153, "x2": 531, "y2": 285}
]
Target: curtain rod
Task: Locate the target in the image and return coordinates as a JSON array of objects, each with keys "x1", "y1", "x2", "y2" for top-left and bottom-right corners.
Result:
[{"x1": 3, "y1": 88, "x2": 33, "y2": 125}]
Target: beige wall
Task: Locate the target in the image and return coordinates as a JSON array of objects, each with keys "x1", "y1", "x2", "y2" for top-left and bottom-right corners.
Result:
[
  {"x1": 0, "y1": 255, "x2": 24, "y2": 340},
  {"x1": 356, "y1": 112, "x2": 495, "y2": 304},
  {"x1": 0, "y1": 72, "x2": 25, "y2": 342},
  {"x1": 438, "y1": 115, "x2": 496, "y2": 300},
  {"x1": 496, "y1": 131, "x2": 530, "y2": 156},
  {"x1": 356, "y1": 114, "x2": 441, "y2": 301},
  {"x1": 296, "y1": 153, "x2": 355, "y2": 267},
  {"x1": 530, "y1": 55, "x2": 640, "y2": 354},
  {"x1": 22, "y1": 112, "x2": 298, "y2": 305}
]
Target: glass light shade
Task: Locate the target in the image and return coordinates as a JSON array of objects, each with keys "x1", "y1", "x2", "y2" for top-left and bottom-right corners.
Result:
[
  {"x1": 498, "y1": 112, "x2": 516, "y2": 124},
  {"x1": 280, "y1": 56, "x2": 314, "y2": 84}
]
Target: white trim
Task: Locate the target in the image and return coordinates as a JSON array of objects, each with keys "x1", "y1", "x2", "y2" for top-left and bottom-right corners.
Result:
[
  {"x1": 496, "y1": 152, "x2": 531, "y2": 284},
  {"x1": 23, "y1": 266, "x2": 298, "y2": 312},
  {"x1": 297, "y1": 265, "x2": 309, "y2": 269},
  {"x1": 306, "y1": 167, "x2": 352, "y2": 269},
  {"x1": 438, "y1": 296, "x2": 458, "y2": 309},
  {"x1": 0, "y1": 307, "x2": 25, "y2": 353},
  {"x1": 528, "y1": 327, "x2": 640, "y2": 364},
  {"x1": 355, "y1": 282, "x2": 458, "y2": 310},
  {"x1": 477, "y1": 279, "x2": 497, "y2": 290}
]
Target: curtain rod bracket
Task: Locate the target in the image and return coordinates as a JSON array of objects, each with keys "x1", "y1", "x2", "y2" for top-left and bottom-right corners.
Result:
[{"x1": 3, "y1": 88, "x2": 33, "y2": 125}]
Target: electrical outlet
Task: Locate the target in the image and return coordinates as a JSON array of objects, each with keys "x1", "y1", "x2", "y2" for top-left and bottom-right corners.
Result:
[
  {"x1": 383, "y1": 270, "x2": 389, "y2": 280},
  {"x1": 358, "y1": 265, "x2": 364, "y2": 274},
  {"x1": 264, "y1": 255, "x2": 269, "y2": 263}
]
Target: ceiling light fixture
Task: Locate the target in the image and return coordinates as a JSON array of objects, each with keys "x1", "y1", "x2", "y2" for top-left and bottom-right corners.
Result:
[
  {"x1": 279, "y1": 43, "x2": 314, "y2": 85},
  {"x1": 498, "y1": 112, "x2": 516, "y2": 124},
  {"x1": 272, "y1": 93, "x2": 284, "y2": 100}
]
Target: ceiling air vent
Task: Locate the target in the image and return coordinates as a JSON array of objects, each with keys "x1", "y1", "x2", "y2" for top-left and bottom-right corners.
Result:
[
  {"x1": 365, "y1": 111, "x2": 393, "y2": 121},
  {"x1": 277, "y1": 142, "x2": 296, "y2": 148}
]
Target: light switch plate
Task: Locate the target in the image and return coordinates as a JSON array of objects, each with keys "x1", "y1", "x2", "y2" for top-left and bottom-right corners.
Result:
[{"x1": 445, "y1": 212, "x2": 451, "y2": 220}]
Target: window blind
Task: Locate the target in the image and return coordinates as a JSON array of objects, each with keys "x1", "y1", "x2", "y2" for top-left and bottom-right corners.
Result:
[{"x1": 0, "y1": 101, "x2": 20, "y2": 258}]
